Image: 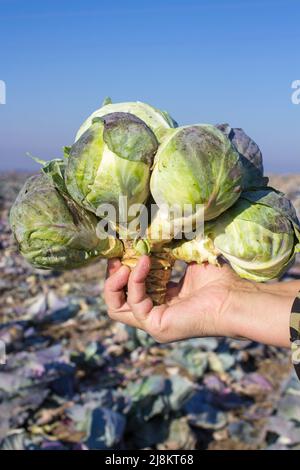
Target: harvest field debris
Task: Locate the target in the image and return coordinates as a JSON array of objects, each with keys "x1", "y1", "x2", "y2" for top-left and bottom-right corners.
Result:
[{"x1": 1, "y1": 172, "x2": 300, "y2": 450}]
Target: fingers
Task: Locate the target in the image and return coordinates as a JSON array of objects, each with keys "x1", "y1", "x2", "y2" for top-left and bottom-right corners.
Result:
[
  {"x1": 104, "y1": 264, "x2": 130, "y2": 310},
  {"x1": 105, "y1": 261, "x2": 142, "y2": 328},
  {"x1": 108, "y1": 307, "x2": 142, "y2": 329},
  {"x1": 105, "y1": 256, "x2": 167, "y2": 335},
  {"x1": 104, "y1": 256, "x2": 153, "y2": 328},
  {"x1": 106, "y1": 258, "x2": 122, "y2": 277},
  {"x1": 128, "y1": 255, "x2": 150, "y2": 303},
  {"x1": 127, "y1": 255, "x2": 153, "y2": 321}
]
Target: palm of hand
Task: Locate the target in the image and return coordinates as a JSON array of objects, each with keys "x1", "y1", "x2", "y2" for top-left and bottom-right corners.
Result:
[{"x1": 104, "y1": 256, "x2": 240, "y2": 343}]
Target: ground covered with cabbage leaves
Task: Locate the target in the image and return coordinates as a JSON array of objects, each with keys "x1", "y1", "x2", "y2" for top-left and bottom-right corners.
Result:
[{"x1": 0, "y1": 172, "x2": 300, "y2": 450}]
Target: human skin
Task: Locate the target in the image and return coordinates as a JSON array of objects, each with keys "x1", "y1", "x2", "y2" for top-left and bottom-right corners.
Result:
[{"x1": 104, "y1": 256, "x2": 300, "y2": 348}]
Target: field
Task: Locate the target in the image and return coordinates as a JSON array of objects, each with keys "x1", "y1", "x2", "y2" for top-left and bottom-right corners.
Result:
[{"x1": 0, "y1": 172, "x2": 300, "y2": 450}]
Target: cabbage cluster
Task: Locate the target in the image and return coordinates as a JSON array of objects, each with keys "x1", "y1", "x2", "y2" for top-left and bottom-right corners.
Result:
[{"x1": 10, "y1": 98, "x2": 300, "y2": 303}]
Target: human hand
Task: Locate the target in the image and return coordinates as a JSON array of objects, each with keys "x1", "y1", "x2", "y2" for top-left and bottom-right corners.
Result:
[
  {"x1": 104, "y1": 255, "x2": 296, "y2": 347},
  {"x1": 104, "y1": 255, "x2": 251, "y2": 343}
]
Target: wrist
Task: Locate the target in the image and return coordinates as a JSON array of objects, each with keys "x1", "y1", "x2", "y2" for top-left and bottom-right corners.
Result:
[
  {"x1": 258, "y1": 280, "x2": 300, "y2": 297},
  {"x1": 213, "y1": 277, "x2": 258, "y2": 338},
  {"x1": 224, "y1": 282, "x2": 294, "y2": 347}
]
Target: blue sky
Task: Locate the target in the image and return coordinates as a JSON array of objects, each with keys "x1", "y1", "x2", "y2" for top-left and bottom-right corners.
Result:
[{"x1": 0, "y1": 0, "x2": 299, "y2": 173}]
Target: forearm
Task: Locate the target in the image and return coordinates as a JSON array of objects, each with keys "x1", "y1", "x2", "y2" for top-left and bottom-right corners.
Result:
[
  {"x1": 259, "y1": 280, "x2": 300, "y2": 297},
  {"x1": 227, "y1": 286, "x2": 295, "y2": 348}
]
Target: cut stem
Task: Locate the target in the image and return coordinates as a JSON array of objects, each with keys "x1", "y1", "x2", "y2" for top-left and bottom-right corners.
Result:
[{"x1": 121, "y1": 240, "x2": 174, "y2": 305}]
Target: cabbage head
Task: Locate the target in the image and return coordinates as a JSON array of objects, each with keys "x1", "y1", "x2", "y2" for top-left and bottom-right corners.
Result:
[
  {"x1": 216, "y1": 123, "x2": 269, "y2": 189},
  {"x1": 10, "y1": 167, "x2": 123, "y2": 270},
  {"x1": 75, "y1": 97, "x2": 177, "y2": 143},
  {"x1": 150, "y1": 124, "x2": 243, "y2": 222},
  {"x1": 65, "y1": 112, "x2": 158, "y2": 221},
  {"x1": 175, "y1": 188, "x2": 300, "y2": 281}
]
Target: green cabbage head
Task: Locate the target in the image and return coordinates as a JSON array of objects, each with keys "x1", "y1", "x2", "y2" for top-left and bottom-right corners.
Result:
[
  {"x1": 75, "y1": 97, "x2": 178, "y2": 143},
  {"x1": 65, "y1": 112, "x2": 158, "y2": 221},
  {"x1": 216, "y1": 124, "x2": 269, "y2": 189},
  {"x1": 150, "y1": 124, "x2": 243, "y2": 222},
  {"x1": 10, "y1": 164, "x2": 123, "y2": 270},
  {"x1": 173, "y1": 188, "x2": 300, "y2": 281}
]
